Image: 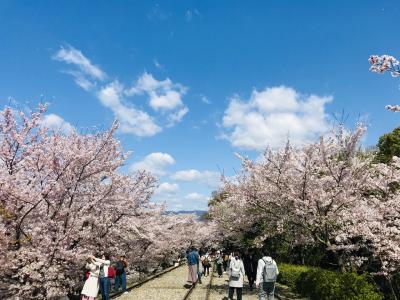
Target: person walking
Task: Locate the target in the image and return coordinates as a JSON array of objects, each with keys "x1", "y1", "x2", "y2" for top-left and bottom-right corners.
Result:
[
  {"x1": 228, "y1": 252, "x2": 245, "y2": 300},
  {"x1": 255, "y1": 251, "x2": 279, "y2": 300},
  {"x1": 202, "y1": 252, "x2": 211, "y2": 276},
  {"x1": 243, "y1": 249, "x2": 258, "y2": 291},
  {"x1": 223, "y1": 253, "x2": 229, "y2": 272},
  {"x1": 186, "y1": 246, "x2": 200, "y2": 285},
  {"x1": 215, "y1": 251, "x2": 223, "y2": 277},
  {"x1": 197, "y1": 258, "x2": 203, "y2": 284},
  {"x1": 114, "y1": 255, "x2": 128, "y2": 293},
  {"x1": 81, "y1": 256, "x2": 100, "y2": 300}
]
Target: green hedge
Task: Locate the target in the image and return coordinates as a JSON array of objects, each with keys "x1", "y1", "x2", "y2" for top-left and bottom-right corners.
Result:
[{"x1": 277, "y1": 264, "x2": 383, "y2": 300}]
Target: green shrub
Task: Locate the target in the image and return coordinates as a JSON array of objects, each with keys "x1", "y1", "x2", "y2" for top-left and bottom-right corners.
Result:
[
  {"x1": 278, "y1": 263, "x2": 310, "y2": 289},
  {"x1": 277, "y1": 263, "x2": 383, "y2": 300}
]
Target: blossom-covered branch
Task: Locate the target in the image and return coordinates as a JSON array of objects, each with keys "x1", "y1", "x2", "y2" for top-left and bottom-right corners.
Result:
[{"x1": 369, "y1": 54, "x2": 400, "y2": 112}]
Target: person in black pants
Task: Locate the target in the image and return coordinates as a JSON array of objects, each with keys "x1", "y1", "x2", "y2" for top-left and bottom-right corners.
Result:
[
  {"x1": 203, "y1": 253, "x2": 211, "y2": 276},
  {"x1": 223, "y1": 253, "x2": 229, "y2": 272},
  {"x1": 215, "y1": 251, "x2": 223, "y2": 277},
  {"x1": 243, "y1": 249, "x2": 258, "y2": 291},
  {"x1": 228, "y1": 252, "x2": 245, "y2": 300}
]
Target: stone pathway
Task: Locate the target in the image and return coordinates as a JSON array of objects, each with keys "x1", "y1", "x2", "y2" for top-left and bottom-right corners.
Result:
[
  {"x1": 207, "y1": 270, "x2": 258, "y2": 300},
  {"x1": 114, "y1": 264, "x2": 306, "y2": 300},
  {"x1": 116, "y1": 265, "x2": 191, "y2": 300},
  {"x1": 187, "y1": 268, "x2": 213, "y2": 300}
]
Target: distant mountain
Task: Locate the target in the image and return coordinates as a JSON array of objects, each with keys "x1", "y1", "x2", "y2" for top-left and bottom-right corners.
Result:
[{"x1": 166, "y1": 210, "x2": 207, "y2": 219}]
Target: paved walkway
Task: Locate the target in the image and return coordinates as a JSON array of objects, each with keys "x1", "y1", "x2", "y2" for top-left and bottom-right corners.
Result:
[
  {"x1": 207, "y1": 270, "x2": 258, "y2": 300},
  {"x1": 115, "y1": 264, "x2": 306, "y2": 300},
  {"x1": 116, "y1": 265, "x2": 191, "y2": 300},
  {"x1": 187, "y1": 268, "x2": 213, "y2": 300}
]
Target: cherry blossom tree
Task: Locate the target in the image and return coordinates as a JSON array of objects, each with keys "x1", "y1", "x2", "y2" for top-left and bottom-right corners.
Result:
[
  {"x1": 0, "y1": 105, "x2": 212, "y2": 299},
  {"x1": 210, "y1": 124, "x2": 400, "y2": 283}
]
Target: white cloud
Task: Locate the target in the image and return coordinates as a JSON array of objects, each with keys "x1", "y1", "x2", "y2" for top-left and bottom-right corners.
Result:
[
  {"x1": 221, "y1": 86, "x2": 332, "y2": 150},
  {"x1": 53, "y1": 46, "x2": 106, "y2": 81},
  {"x1": 155, "y1": 182, "x2": 180, "y2": 194},
  {"x1": 171, "y1": 169, "x2": 202, "y2": 181},
  {"x1": 63, "y1": 70, "x2": 95, "y2": 91},
  {"x1": 185, "y1": 192, "x2": 209, "y2": 201},
  {"x1": 54, "y1": 46, "x2": 188, "y2": 137},
  {"x1": 167, "y1": 107, "x2": 189, "y2": 127},
  {"x1": 131, "y1": 152, "x2": 175, "y2": 176},
  {"x1": 40, "y1": 114, "x2": 74, "y2": 134},
  {"x1": 171, "y1": 169, "x2": 221, "y2": 188},
  {"x1": 97, "y1": 82, "x2": 161, "y2": 137},
  {"x1": 128, "y1": 72, "x2": 188, "y2": 112}
]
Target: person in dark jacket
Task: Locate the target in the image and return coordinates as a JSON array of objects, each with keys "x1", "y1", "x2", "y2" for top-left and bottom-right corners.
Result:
[
  {"x1": 114, "y1": 255, "x2": 128, "y2": 293},
  {"x1": 243, "y1": 249, "x2": 258, "y2": 291}
]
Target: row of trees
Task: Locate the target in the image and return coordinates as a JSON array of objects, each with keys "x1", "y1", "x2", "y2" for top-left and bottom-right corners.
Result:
[
  {"x1": 208, "y1": 125, "x2": 400, "y2": 298},
  {"x1": 0, "y1": 106, "x2": 215, "y2": 299},
  {"x1": 207, "y1": 53, "x2": 400, "y2": 298}
]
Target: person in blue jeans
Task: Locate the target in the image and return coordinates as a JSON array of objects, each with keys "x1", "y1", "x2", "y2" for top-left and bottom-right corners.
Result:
[
  {"x1": 114, "y1": 255, "x2": 128, "y2": 293},
  {"x1": 93, "y1": 254, "x2": 111, "y2": 300}
]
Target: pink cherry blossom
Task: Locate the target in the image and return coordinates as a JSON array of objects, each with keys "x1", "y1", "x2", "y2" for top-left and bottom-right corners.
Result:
[{"x1": 0, "y1": 106, "x2": 213, "y2": 299}]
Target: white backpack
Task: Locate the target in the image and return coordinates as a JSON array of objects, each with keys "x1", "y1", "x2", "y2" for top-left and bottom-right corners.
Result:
[
  {"x1": 230, "y1": 260, "x2": 241, "y2": 279},
  {"x1": 263, "y1": 258, "x2": 277, "y2": 282}
]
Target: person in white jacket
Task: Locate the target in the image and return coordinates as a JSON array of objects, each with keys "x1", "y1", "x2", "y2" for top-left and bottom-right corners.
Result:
[
  {"x1": 228, "y1": 252, "x2": 246, "y2": 300},
  {"x1": 81, "y1": 256, "x2": 100, "y2": 300},
  {"x1": 255, "y1": 252, "x2": 279, "y2": 300},
  {"x1": 81, "y1": 254, "x2": 110, "y2": 300}
]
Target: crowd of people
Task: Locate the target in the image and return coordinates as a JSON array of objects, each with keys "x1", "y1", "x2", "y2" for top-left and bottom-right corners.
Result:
[
  {"x1": 80, "y1": 254, "x2": 128, "y2": 300},
  {"x1": 78, "y1": 247, "x2": 278, "y2": 300},
  {"x1": 185, "y1": 247, "x2": 279, "y2": 300}
]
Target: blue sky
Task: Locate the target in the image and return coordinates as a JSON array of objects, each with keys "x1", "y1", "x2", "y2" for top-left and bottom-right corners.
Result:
[{"x1": 1, "y1": 1, "x2": 400, "y2": 210}]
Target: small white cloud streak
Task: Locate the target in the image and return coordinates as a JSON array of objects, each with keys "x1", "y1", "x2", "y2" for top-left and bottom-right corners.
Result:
[
  {"x1": 53, "y1": 46, "x2": 106, "y2": 80},
  {"x1": 201, "y1": 95, "x2": 211, "y2": 104},
  {"x1": 185, "y1": 9, "x2": 201, "y2": 22},
  {"x1": 153, "y1": 59, "x2": 164, "y2": 70},
  {"x1": 185, "y1": 192, "x2": 209, "y2": 201},
  {"x1": 171, "y1": 169, "x2": 221, "y2": 188}
]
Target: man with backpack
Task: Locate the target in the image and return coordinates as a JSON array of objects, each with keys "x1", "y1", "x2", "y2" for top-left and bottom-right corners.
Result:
[
  {"x1": 255, "y1": 251, "x2": 279, "y2": 300},
  {"x1": 114, "y1": 255, "x2": 128, "y2": 294}
]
